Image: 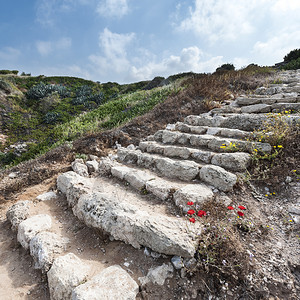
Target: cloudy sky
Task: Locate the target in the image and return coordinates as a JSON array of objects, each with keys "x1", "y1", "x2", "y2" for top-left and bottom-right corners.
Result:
[{"x1": 0, "y1": 0, "x2": 299, "y2": 83}]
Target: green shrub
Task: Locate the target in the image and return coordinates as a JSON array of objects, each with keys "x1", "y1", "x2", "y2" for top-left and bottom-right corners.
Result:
[
  {"x1": 39, "y1": 92, "x2": 61, "y2": 113},
  {"x1": 216, "y1": 63, "x2": 235, "y2": 72},
  {"x1": 26, "y1": 82, "x2": 70, "y2": 100},
  {"x1": 44, "y1": 111, "x2": 61, "y2": 124},
  {"x1": 0, "y1": 70, "x2": 18, "y2": 75},
  {"x1": 284, "y1": 49, "x2": 300, "y2": 63},
  {"x1": 282, "y1": 57, "x2": 300, "y2": 70}
]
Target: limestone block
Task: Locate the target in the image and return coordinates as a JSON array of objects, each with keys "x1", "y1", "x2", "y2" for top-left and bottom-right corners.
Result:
[
  {"x1": 173, "y1": 184, "x2": 214, "y2": 208},
  {"x1": 29, "y1": 232, "x2": 69, "y2": 272},
  {"x1": 199, "y1": 165, "x2": 237, "y2": 192},
  {"x1": 17, "y1": 214, "x2": 52, "y2": 249},
  {"x1": 72, "y1": 265, "x2": 139, "y2": 300},
  {"x1": 6, "y1": 200, "x2": 31, "y2": 231},
  {"x1": 211, "y1": 152, "x2": 251, "y2": 171},
  {"x1": 71, "y1": 159, "x2": 89, "y2": 177},
  {"x1": 48, "y1": 253, "x2": 90, "y2": 300}
]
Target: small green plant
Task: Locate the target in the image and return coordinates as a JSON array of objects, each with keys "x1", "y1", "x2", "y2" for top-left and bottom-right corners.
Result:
[{"x1": 75, "y1": 153, "x2": 88, "y2": 160}]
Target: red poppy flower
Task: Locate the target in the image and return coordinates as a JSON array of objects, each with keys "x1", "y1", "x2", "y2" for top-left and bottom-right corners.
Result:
[
  {"x1": 187, "y1": 209, "x2": 195, "y2": 215},
  {"x1": 187, "y1": 201, "x2": 194, "y2": 206},
  {"x1": 237, "y1": 211, "x2": 244, "y2": 217},
  {"x1": 227, "y1": 206, "x2": 234, "y2": 210},
  {"x1": 189, "y1": 217, "x2": 195, "y2": 223},
  {"x1": 238, "y1": 205, "x2": 246, "y2": 210},
  {"x1": 197, "y1": 210, "x2": 207, "y2": 217}
]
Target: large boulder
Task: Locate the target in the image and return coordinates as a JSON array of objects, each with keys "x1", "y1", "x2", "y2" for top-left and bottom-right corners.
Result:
[
  {"x1": 72, "y1": 265, "x2": 139, "y2": 300},
  {"x1": 73, "y1": 192, "x2": 199, "y2": 258}
]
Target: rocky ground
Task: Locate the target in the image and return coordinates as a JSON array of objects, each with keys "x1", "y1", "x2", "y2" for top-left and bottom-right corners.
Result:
[{"x1": 0, "y1": 69, "x2": 299, "y2": 300}]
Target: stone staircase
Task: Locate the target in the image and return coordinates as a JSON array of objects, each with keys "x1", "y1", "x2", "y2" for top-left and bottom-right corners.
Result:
[{"x1": 5, "y1": 69, "x2": 300, "y2": 299}]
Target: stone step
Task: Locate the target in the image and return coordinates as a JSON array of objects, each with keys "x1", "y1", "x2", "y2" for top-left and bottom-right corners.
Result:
[
  {"x1": 139, "y1": 141, "x2": 251, "y2": 172},
  {"x1": 174, "y1": 122, "x2": 251, "y2": 139},
  {"x1": 235, "y1": 96, "x2": 300, "y2": 106},
  {"x1": 99, "y1": 157, "x2": 214, "y2": 208},
  {"x1": 57, "y1": 171, "x2": 200, "y2": 258},
  {"x1": 116, "y1": 148, "x2": 237, "y2": 192},
  {"x1": 153, "y1": 129, "x2": 271, "y2": 153},
  {"x1": 184, "y1": 113, "x2": 300, "y2": 131}
]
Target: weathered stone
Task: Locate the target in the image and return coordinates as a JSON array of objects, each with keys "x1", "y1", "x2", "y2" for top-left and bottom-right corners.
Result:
[
  {"x1": 137, "y1": 152, "x2": 156, "y2": 169},
  {"x1": 6, "y1": 200, "x2": 31, "y2": 231},
  {"x1": 207, "y1": 137, "x2": 233, "y2": 152},
  {"x1": 175, "y1": 122, "x2": 192, "y2": 133},
  {"x1": 36, "y1": 191, "x2": 57, "y2": 201},
  {"x1": 220, "y1": 114, "x2": 268, "y2": 131},
  {"x1": 199, "y1": 165, "x2": 237, "y2": 192},
  {"x1": 86, "y1": 160, "x2": 99, "y2": 173},
  {"x1": 146, "y1": 142, "x2": 164, "y2": 154},
  {"x1": 190, "y1": 149, "x2": 213, "y2": 164},
  {"x1": 111, "y1": 165, "x2": 132, "y2": 180},
  {"x1": 190, "y1": 134, "x2": 215, "y2": 147},
  {"x1": 177, "y1": 133, "x2": 191, "y2": 145},
  {"x1": 171, "y1": 256, "x2": 184, "y2": 270},
  {"x1": 271, "y1": 102, "x2": 300, "y2": 112},
  {"x1": 72, "y1": 265, "x2": 139, "y2": 300},
  {"x1": 235, "y1": 97, "x2": 261, "y2": 106},
  {"x1": 206, "y1": 127, "x2": 222, "y2": 135},
  {"x1": 139, "y1": 263, "x2": 174, "y2": 286},
  {"x1": 161, "y1": 130, "x2": 180, "y2": 144},
  {"x1": 145, "y1": 178, "x2": 180, "y2": 200},
  {"x1": 241, "y1": 104, "x2": 271, "y2": 114},
  {"x1": 184, "y1": 115, "x2": 226, "y2": 127},
  {"x1": 153, "y1": 130, "x2": 164, "y2": 142},
  {"x1": 124, "y1": 170, "x2": 156, "y2": 190},
  {"x1": 117, "y1": 148, "x2": 139, "y2": 164},
  {"x1": 17, "y1": 214, "x2": 52, "y2": 249},
  {"x1": 29, "y1": 232, "x2": 69, "y2": 272},
  {"x1": 211, "y1": 152, "x2": 251, "y2": 171},
  {"x1": 163, "y1": 145, "x2": 191, "y2": 159},
  {"x1": 98, "y1": 157, "x2": 114, "y2": 175},
  {"x1": 57, "y1": 171, "x2": 93, "y2": 207},
  {"x1": 73, "y1": 192, "x2": 199, "y2": 257},
  {"x1": 155, "y1": 157, "x2": 200, "y2": 181},
  {"x1": 220, "y1": 128, "x2": 250, "y2": 139},
  {"x1": 71, "y1": 159, "x2": 89, "y2": 177},
  {"x1": 173, "y1": 184, "x2": 214, "y2": 209},
  {"x1": 48, "y1": 253, "x2": 90, "y2": 300}
]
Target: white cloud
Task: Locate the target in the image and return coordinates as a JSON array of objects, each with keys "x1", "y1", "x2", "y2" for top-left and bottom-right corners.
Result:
[
  {"x1": 36, "y1": 38, "x2": 72, "y2": 56},
  {"x1": 178, "y1": 0, "x2": 256, "y2": 43},
  {"x1": 89, "y1": 28, "x2": 135, "y2": 76},
  {"x1": 0, "y1": 47, "x2": 21, "y2": 61},
  {"x1": 253, "y1": 30, "x2": 300, "y2": 65},
  {"x1": 97, "y1": 0, "x2": 129, "y2": 18},
  {"x1": 36, "y1": 0, "x2": 89, "y2": 26},
  {"x1": 128, "y1": 47, "x2": 223, "y2": 82}
]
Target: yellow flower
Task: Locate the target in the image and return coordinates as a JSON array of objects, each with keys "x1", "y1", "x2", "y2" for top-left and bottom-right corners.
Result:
[
  {"x1": 265, "y1": 194, "x2": 268, "y2": 197},
  {"x1": 277, "y1": 145, "x2": 283, "y2": 148},
  {"x1": 254, "y1": 149, "x2": 258, "y2": 152},
  {"x1": 289, "y1": 220, "x2": 293, "y2": 222}
]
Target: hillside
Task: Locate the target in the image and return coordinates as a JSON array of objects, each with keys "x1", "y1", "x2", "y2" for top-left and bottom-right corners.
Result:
[{"x1": 0, "y1": 65, "x2": 299, "y2": 300}]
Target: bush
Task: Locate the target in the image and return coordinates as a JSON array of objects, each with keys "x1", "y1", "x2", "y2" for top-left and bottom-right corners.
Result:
[
  {"x1": 27, "y1": 82, "x2": 70, "y2": 100},
  {"x1": 216, "y1": 63, "x2": 235, "y2": 72},
  {"x1": 44, "y1": 111, "x2": 61, "y2": 124},
  {"x1": 284, "y1": 49, "x2": 300, "y2": 63},
  {"x1": 0, "y1": 70, "x2": 18, "y2": 75},
  {"x1": 282, "y1": 57, "x2": 300, "y2": 70}
]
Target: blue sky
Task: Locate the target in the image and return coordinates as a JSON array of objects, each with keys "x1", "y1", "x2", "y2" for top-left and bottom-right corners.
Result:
[{"x1": 0, "y1": 0, "x2": 299, "y2": 83}]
